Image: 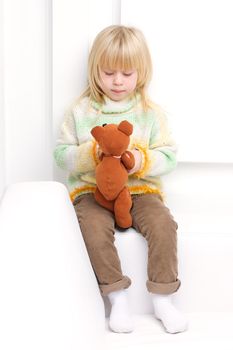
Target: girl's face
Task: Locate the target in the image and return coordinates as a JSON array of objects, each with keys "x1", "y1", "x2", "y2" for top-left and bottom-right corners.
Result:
[{"x1": 99, "y1": 68, "x2": 138, "y2": 101}]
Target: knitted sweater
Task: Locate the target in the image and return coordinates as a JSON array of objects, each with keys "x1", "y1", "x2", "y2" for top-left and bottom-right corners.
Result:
[{"x1": 54, "y1": 94, "x2": 177, "y2": 203}]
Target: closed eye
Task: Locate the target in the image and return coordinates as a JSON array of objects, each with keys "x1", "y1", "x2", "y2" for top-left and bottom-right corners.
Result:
[{"x1": 123, "y1": 72, "x2": 133, "y2": 76}]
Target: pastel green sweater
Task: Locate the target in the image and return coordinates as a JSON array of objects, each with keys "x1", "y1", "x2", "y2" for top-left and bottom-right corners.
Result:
[{"x1": 54, "y1": 94, "x2": 177, "y2": 203}]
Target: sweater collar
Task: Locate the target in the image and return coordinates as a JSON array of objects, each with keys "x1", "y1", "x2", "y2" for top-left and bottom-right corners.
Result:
[{"x1": 91, "y1": 93, "x2": 140, "y2": 114}]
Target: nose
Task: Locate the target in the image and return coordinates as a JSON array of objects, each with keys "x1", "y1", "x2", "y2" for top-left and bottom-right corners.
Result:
[{"x1": 113, "y1": 72, "x2": 123, "y2": 85}]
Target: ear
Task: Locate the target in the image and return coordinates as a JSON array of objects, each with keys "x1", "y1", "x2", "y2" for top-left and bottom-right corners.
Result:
[
  {"x1": 91, "y1": 126, "x2": 103, "y2": 142},
  {"x1": 118, "y1": 120, "x2": 133, "y2": 136}
]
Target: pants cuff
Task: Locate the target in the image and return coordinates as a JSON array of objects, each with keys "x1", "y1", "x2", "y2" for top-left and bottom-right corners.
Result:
[
  {"x1": 146, "y1": 279, "x2": 181, "y2": 294},
  {"x1": 99, "y1": 276, "x2": 131, "y2": 296}
]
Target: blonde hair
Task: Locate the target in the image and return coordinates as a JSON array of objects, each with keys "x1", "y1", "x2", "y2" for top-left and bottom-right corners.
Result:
[{"x1": 80, "y1": 25, "x2": 153, "y2": 111}]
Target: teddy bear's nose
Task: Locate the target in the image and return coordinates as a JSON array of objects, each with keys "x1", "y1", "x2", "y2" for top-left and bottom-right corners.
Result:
[{"x1": 102, "y1": 123, "x2": 107, "y2": 127}]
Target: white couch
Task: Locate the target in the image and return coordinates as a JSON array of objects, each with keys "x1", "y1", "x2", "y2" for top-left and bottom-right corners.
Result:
[
  {"x1": 1, "y1": 181, "x2": 233, "y2": 350},
  {"x1": 0, "y1": 182, "x2": 104, "y2": 350}
]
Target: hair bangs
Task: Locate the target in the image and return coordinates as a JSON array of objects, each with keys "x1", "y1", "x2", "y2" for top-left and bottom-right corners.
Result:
[{"x1": 99, "y1": 38, "x2": 139, "y2": 72}]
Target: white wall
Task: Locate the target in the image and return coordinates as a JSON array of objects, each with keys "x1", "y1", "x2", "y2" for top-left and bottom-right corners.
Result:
[
  {"x1": 0, "y1": 0, "x2": 53, "y2": 200},
  {"x1": 0, "y1": 0, "x2": 5, "y2": 200},
  {"x1": 122, "y1": 0, "x2": 233, "y2": 163},
  {"x1": 0, "y1": 0, "x2": 233, "y2": 222}
]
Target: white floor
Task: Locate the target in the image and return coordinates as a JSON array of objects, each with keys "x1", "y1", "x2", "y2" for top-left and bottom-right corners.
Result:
[{"x1": 105, "y1": 313, "x2": 233, "y2": 350}]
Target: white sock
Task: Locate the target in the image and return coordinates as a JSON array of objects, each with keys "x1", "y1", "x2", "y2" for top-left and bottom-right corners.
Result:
[
  {"x1": 151, "y1": 293, "x2": 188, "y2": 334},
  {"x1": 108, "y1": 289, "x2": 134, "y2": 333}
]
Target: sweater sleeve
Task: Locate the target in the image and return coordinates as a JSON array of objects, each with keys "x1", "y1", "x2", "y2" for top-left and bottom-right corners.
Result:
[
  {"x1": 134, "y1": 110, "x2": 177, "y2": 178},
  {"x1": 53, "y1": 112, "x2": 97, "y2": 174}
]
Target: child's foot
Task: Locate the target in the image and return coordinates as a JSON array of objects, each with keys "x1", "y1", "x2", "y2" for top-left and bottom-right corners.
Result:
[
  {"x1": 151, "y1": 293, "x2": 188, "y2": 333},
  {"x1": 108, "y1": 289, "x2": 134, "y2": 333}
]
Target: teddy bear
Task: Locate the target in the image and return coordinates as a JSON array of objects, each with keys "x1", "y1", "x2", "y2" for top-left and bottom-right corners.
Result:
[{"x1": 91, "y1": 120, "x2": 135, "y2": 228}]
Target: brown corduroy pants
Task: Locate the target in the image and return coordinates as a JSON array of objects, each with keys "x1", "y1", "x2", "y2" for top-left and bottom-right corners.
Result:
[{"x1": 74, "y1": 193, "x2": 180, "y2": 296}]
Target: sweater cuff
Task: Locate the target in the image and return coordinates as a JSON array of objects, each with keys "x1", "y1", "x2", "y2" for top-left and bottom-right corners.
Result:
[
  {"x1": 132, "y1": 143, "x2": 151, "y2": 178},
  {"x1": 74, "y1": 141, "x2": 98, "y2": 173},
  {"x1": 92, "y1": 140, "x2": 100, "y2": 165}
]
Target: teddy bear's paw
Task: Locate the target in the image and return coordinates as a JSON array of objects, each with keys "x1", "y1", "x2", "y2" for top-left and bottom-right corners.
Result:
[{"x1": 116, "y1": 215, "x2": 132, "y2": 229}]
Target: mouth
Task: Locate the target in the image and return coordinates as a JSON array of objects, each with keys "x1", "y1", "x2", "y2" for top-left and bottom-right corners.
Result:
[{"x1": 111, "y1": 90, "x2": 126, "y2": 94}]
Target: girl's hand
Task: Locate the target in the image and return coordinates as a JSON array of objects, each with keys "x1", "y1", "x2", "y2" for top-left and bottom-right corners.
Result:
[
  {"x1": 96, "y1": 144, "x2": 103, "y2": 160},
  {"x1": 127, "y1": 149, "x2": 142, "y2": 175}
]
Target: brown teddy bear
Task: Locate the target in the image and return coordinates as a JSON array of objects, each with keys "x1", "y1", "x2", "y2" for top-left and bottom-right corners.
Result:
[{"x1": 91, "y1": 120, "x2": 135, "y2": 228}]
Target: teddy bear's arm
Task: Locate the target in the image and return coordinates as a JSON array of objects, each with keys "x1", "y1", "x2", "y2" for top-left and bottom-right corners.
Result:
[{"x1": 121, "y1": 151, "x2": 135, "y2": 170}]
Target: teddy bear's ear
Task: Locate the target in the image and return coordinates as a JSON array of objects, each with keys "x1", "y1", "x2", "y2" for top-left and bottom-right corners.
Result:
[
  {"x1": 91, "y1": 126, "x2": 103, "y2": 142},
  {"x1": 118, "y1": 120, "x2": 133, "y2": 136}
]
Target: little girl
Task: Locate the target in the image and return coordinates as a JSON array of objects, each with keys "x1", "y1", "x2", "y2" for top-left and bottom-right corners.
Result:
[{"x1": 54, "y1": 25, "x2": 188, "y2": 334}]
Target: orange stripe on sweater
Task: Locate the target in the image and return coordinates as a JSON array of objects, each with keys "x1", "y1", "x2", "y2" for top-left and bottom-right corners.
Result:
[{"x1": 70, "y1": 186, "x2": 96, "y2": 202}]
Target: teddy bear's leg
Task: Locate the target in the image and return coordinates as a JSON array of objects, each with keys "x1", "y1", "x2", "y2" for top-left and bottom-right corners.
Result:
[
  {"x1": 114, "y1": 187, "x2": 132, "y2": 228},
  {"x1": 94, "y1": 188, "x2": 114, "y2": 212}
]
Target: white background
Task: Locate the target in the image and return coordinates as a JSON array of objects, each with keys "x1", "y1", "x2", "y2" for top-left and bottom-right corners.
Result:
[{"x1": 122, "y1": 0, "x2": 233, "y2": 163}]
